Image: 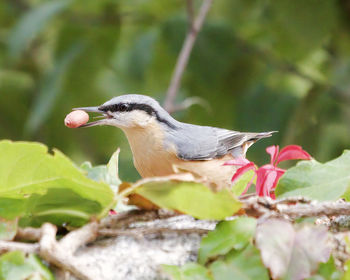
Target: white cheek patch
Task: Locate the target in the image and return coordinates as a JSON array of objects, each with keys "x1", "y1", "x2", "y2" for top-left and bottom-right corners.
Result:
[
  {"x1": 113, "y1": 110, "x2": 154, "y2": 128},
  {"x1": 129, "y1": 110, "x2": 154, "y2": 127}
]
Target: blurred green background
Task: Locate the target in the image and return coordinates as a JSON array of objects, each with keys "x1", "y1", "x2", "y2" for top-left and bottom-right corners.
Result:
[{"x1": 0, "y1": 0, "x2": 349, "y2": 181}]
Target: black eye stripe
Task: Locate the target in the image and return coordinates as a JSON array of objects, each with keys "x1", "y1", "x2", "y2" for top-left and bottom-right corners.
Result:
[
  {"x1": 99, "y1": 103, "x2": 154, "y2": 114},
  {"x1": 99, "y1": 103, "x2": 128, "y2": 112},
  {"x1": 119, "y1": 104, "x2": 128, "y2": 111},
  {"x1": 98, "y1": 102, "x2": 177, "y2": 129}
]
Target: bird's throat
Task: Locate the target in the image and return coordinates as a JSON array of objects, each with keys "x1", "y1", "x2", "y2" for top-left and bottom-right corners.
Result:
[{"x1": 122, "y1": 122, "x2": 177, "y2": 178}]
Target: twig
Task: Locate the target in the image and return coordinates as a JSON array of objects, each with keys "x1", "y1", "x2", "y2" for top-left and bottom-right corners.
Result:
[
  {"x1": 1, "y1": 223, "x2": 96, "y2": 279},
  {"x1": 163, "y1": 0, "x2": 213, "y2": 112},
  {"x1": 16, "y1": 226, "x2": 42, "y2": 241},
  {"x1": 59, "y1": 221, "x2": 98, "y2": 255},
  {"x1": 39, "y1": 223, "x2": 96, "y2": 280},
  {"x1": 277, "y1": 202, "x2": 350, "y2": 218},
  {"x1": 100, "y1": 209, "x2": 179, "y2": 229},
  {"x1": 98, "y1": 227, "x2": 209, "y2": 237},
  {"x1": 242, "y1": 196, "x2": 350, "y2": 219},
  {"x1": 0, "y1": 240, "x2": 39, "y2": 254},
  {"x1": 5, "y1": 200, "x2": 350, "y2": 280}
]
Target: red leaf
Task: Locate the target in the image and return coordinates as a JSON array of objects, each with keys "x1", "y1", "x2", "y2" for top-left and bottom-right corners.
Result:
[
  {"x1": 255, "y1": 167, "x2": 268, "y2": 196},
  {"x1": 231, "y1": 162, "x2": 256, "y2": 183},
  {"x1": 257, "y1": 169, "x2": 277, "y2": 197},
  {"x1": 224, "y1": 157, "x2": 251, "y2": 166},
  {"x1": 266, "y1": 145, "x2": 279, "y2": 165},
  {"x1": 255, "y1": 165, "x2": 285, "y2": 198},
  {"x1": 276, "y1": 145, "x2": 311, "y2": 165}
]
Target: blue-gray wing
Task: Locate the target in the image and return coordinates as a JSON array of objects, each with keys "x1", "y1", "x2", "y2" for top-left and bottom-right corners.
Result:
[{"x1": 169, "y1": 124, "x2": 275, "y2": 161}]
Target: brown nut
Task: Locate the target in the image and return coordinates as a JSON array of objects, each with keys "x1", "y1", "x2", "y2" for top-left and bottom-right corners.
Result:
[{"x1": 64, "y1": 110, "x2": 89, "y2": 128}]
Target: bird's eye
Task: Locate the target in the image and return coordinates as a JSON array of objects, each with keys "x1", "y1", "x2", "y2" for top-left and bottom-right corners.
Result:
[
  {"x1": 111, "y1": 104, "x2": 118, "y2": 112},
  {"x1": 118, "y1": 103, "x2": 128, "y2": 112}
]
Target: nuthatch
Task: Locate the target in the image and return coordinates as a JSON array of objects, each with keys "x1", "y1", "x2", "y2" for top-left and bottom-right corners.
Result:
[{"x1": 74, "y1": 94, "x2": 275, "y2": 189}]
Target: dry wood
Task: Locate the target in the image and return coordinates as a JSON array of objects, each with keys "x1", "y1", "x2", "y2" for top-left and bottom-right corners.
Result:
[
  {"x1": 3, "y1": 198, "x2": 350, "y2": 280},
  {"x1": 0, "y1": 240, "x2": 39, "y2": 254},
  {"x1": 98, "y1": 227, "x2": 209, "y2": 238},
  {"x1": 242, "y1": 196, "x2": 350, "y2": 220}
]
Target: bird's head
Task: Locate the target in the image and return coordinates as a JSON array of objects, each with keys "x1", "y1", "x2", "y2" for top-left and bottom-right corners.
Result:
[{"x1": 74, "y1": 94, "x2": 175, "y2": 129}]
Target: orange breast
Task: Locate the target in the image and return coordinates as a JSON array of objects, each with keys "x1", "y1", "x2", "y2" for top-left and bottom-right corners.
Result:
[{"x1": 123, "y1": 122, "x2": 237, "y2": 190}]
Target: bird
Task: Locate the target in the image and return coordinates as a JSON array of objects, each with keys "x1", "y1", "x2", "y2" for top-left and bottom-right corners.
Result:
[{"x1": 73, "y1": 94, "x2": 275, "y2": 190}]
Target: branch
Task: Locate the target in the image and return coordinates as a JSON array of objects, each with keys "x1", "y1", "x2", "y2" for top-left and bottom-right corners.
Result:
[
  {"x1": 242, "y1": 196, "x2": 350, "y2": 220},
  {"x1": 4, "y1": 223, "x2": 100, "y2": 280},
  {"x1": 1, "y1": 210, "x2": 209, "y2": 280},
  {"x1": 39, "y1": 223, "x2": 97, "y2": 280},
  {"x1": 59, "y1": 221, "x2": 98, "y2": 255},
  {"x1": 0, "y1": 240, "x2": 39, "y2": 254},
  {"x1": 16, "y1": 226, "x2": 42, "y2": 241},
  {"x1": 163, "y1": 0, "x2": 213, "y2": 112},
  {"x1": 276, "y1": 202, "x2": 350, "y2": 218},
  {"x1": 100, "y1": 209, "x2": 179, "y2": 229},
  {"x1": 5, "y1": 202, "x2": 350, "y2": 279},
  {"x1": 98, "y1": 227, "x2": 209, "y2": 238}
]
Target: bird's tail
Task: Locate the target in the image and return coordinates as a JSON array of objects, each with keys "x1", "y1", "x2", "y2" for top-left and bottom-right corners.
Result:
[{"x1": 246, "y1": 131, "x2": 278, "y2": 142}]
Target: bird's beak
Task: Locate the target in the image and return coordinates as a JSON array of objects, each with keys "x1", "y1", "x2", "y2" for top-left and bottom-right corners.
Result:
[
  {"x1": 72, "y1": 106, "x2": 109, "y2": 128},
  {"x1": 73, "y1": 106, "x2": 102, "y2": 113}
]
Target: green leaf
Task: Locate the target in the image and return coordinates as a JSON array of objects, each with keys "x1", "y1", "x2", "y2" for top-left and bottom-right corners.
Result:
[
  {"x1": 81, "y1": 148, "x2": 121, "y2": 192},
  {"x1": 0, "y1": 251, "x2": 54, "y2": 280},
  {"x1": 317, "y1": 257, "x2": 342, "y2": 280},
  {"x1": 198, "y1": 218, "x2": 257, "y2": 264},
  {"x1": 232, "y1": 170, "x2": 256, "y2": 196},
  {"x1": 255, "y1": 219, "x2": 331, "y2": 280},
  {"x1": 276, "y1": 151, "x2": 350, "y2": 201},
  {"x1": 342, "y1": 259, "x2": 350, "y2": 280},
  {"x1": 308, "y1": 256, "x2": 343, "y2": 280},
  {"x1": 162, "y1": 263, "x2": 212, "y2": 280},
  {"x1": 0, "y1": 218, "x2": 17, "y2": 241},
  {"x1": 134, "y1": 180, "x2": 241, "y2": 220},
  {"x1": 81, "y1": 149, "x2": 136, "y2": 212},
  {"x1": 8, "y1": 0, "x2": 71, "y2": 58},
  {"x1": 107, "y1": 149, "x2": 122, "y2": 187},
  {"x1": 209, "y1": 244, "x2": 269, "y2": 280},
  {"x1": 0, "y1": 140, "x2": 115, "y2": 227}
]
